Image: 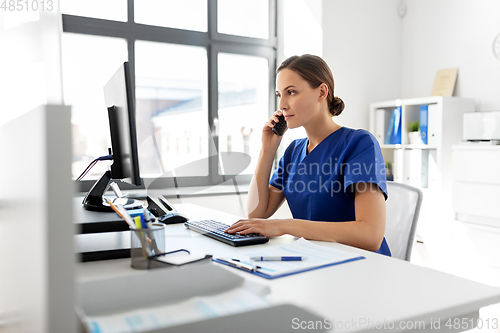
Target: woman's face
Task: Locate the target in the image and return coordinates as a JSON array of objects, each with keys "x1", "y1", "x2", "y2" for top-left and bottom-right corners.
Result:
[{"x1": 275, "y1": 68, "x2": 324, "y2": 129}]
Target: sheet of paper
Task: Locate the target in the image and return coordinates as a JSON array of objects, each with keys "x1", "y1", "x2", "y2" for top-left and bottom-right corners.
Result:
[
  {"x1": 155, "y1": 251, "x2": 208, "y2": 265},
  {"x1": 84, "y1": 288, "x2": 268, "y2": 333},
  {"x1": 237, "y1": 238, "x2": 363, "y2": 278}
]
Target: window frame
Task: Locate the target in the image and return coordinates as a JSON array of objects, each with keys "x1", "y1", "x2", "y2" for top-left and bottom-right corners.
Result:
[{"x1": 62, "y1": 0, "x2": 277, "y2": 192}]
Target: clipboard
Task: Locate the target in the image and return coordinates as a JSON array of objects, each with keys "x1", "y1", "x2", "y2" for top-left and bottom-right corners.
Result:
[
  {"x1": 213, "y1": 256, "x2": 365, "y2": 279},
  {"x1": 212, "y1": 238, "x2": 366, "y2": 279}
]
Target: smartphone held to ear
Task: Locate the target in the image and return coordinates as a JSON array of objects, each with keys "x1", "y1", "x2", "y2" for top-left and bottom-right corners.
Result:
[{"x1": 272, "y1": 114, "x2": 287, "y2": 136}]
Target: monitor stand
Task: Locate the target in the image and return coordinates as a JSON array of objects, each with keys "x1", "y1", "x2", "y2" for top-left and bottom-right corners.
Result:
[{"x1": 83, "y1": 170, "x2": 143, "y2": 212}]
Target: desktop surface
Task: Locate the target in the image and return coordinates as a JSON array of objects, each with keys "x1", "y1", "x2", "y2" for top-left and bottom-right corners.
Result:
[
  {"x1": 74, "y1": 196, "x2": 132, "y2": 233},
  {"x1": 77, "y1": 203, "x2": 500, "y2": 333},
  {"x1": 74, "y1": 196, "x2": 267, "y2": 261}
]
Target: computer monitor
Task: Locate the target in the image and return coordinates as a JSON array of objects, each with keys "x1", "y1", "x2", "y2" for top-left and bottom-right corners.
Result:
[{"x1": 83, "y1": 62, "x2": 143, "y2": 211}]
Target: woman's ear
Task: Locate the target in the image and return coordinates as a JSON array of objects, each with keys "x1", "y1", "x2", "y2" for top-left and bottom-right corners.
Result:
[{"x1": 318, "y1": 83, "x2": 328, "y2": 101}]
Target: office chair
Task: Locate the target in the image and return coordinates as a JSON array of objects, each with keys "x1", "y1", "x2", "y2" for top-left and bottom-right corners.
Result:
[{"x1": 384, "y1": 181, "x2": 423, "y2": 261}]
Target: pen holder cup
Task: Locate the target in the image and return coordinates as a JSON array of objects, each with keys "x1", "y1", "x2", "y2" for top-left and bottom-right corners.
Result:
[{"x1": 130, "y1": 223, "x2": 166, "y2": 270}]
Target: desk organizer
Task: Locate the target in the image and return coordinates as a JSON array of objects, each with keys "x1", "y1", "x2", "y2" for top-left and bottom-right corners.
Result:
[{"x1": 76, "y1": 263, "x2": 326, "y2": 333}]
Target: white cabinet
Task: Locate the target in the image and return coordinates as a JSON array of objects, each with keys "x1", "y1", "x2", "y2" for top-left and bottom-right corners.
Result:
[
  {"x1": 369, "y1": 96, "x2": 475, "y2": 191},
  {"x1": 452, "y1": 145, "x2": 500, "y2": 227}
]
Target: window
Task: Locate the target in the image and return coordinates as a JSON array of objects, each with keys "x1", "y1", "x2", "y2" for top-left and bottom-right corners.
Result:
[
  {"x1": 135, "y1": 41, "x2": 209, "y2": 178},
  {"x1": 135, "y1": 0, "x2": 207, "y2": 31},
  {"x1": 62, "y1": 0, "x2": 277, "y2": 191},
  {"x1": 217, "y1": 53, "x2": 270, "y2": 175},
  {"x1": 61, "y1": 34, "x2": 128, "y2": 179}
]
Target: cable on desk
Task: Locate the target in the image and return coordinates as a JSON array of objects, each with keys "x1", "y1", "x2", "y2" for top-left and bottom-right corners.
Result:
[{"x1": 75, "y1": 155, "x2": 113, "y2": 182}]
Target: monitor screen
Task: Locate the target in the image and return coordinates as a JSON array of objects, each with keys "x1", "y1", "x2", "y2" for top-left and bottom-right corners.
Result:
[
  {"x1": 103, "y1": 62, "x2": 141, "y2": 186},
  {"x1": 82, "y1": 61, "x2": 143, "y2": 211}
]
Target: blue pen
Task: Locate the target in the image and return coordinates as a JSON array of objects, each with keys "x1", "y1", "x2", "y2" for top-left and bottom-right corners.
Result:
[
  {"x1": 143, "y1": 207, "x2": 162, "y2": 255},
  {"x1": 250, "y1": 256, "x2": 307, "y2": 261}
]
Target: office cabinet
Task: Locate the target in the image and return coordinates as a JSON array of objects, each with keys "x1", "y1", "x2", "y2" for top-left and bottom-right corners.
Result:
[{"x1": 452, "y1": 145, "x2": 500, "y2": 227}]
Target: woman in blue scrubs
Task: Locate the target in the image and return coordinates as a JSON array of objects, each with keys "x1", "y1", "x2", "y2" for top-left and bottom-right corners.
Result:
[{"x1": 226, "y1": 54, "x2": 391, "y2": 256}]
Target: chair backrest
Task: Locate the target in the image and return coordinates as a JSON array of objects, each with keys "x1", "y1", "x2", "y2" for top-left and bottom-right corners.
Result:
[{"x1": 384, "y1": 181, "x2": 423, "y2": 261}]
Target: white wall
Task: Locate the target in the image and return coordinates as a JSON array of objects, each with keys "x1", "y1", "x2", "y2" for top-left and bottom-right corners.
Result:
[
  {"x1": 279, "y1": 0, "x2": 323, "y2": 61},
  {"x1": 401, "y1": 0, "x2": 500, "y2": 112},
  {"x1": 322, "y1": 0, "x2": 500, "y2": 127},
  {"x1": 322, "y1": 0, "x2": 402, "y2": 130}
]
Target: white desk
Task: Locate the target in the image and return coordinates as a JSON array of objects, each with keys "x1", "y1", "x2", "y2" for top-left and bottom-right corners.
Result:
[{"x1": 77, "y1": 203, "x2": 500, "y2": 333}]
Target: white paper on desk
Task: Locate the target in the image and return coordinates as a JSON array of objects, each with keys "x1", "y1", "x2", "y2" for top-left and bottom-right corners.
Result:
[
  {"x1": 155, "y1": 251, "x2": 208, "y2": 265},
  {"x1": 84, "y1": 288, "x2": 268, "y2": 333},
  {"x1": 240, "y1": 238, "x2": 363, "y2": 278}
]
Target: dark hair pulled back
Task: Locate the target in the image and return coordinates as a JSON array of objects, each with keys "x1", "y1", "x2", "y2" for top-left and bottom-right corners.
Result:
[{"x1": 277, "y1": 54, "x2": 345, "y2": 116}]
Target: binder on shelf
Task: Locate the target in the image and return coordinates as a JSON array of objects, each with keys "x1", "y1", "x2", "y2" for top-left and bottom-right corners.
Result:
[
  {"x1": 420, "y1": 105, "x2": 428, "y2": 144},
  {"x1": 385, "y1": 107, "x2": 402, "y2": 145},
  {"x1": 393, "y1": 149, "x2": 404, "y2": 182},
  {"x1": 403, "y1": 149, "x2": 430, "y2": 188},
  {"x1": 427, "y1": 104, "x2": 439, "y2": 146},
  {"x1": 391, "y1": 107, "x2": 402, "y2": 144},
  {"x1": 403, "y1": 149, "x2": 422, "y2": 187},
  {"x1": 428, "y1": 150, "x2": 440, "y2": 188},
  {"x1": 384, "y1": 110, "x2": 395, "y2": 144},
  {"x1": 375, "y1": 109, "x2": 390, "y2": 144},
  {"x1": 421, "y1": 150, "x2": 429, "y2": 188}
]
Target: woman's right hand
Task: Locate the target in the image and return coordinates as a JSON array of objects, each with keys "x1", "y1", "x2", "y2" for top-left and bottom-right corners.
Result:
[{"x1": 262, "y1": 110, "x2": 286, "y2": 151}]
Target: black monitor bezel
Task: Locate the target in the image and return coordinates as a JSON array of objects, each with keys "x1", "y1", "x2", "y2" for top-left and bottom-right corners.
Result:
[
  {"x1": 82, "y1": 61, "x2": 142, "y2": 211},
  {"x1": 104, "y1": 61, "x2": 141, "y2": 186}
]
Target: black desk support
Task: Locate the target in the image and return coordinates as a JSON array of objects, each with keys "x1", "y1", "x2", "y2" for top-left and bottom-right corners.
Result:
[
  {"x1": 75, "y1": 197, "x2": 130, "y2": 233},
  {"x1": 74, "y1": 197, "x2": 137, "y2": 262}
]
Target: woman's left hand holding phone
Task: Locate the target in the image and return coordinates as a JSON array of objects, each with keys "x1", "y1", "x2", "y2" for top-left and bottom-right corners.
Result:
[{"x1": 262, "y1": 110, "x2": 286, "y2": 152}]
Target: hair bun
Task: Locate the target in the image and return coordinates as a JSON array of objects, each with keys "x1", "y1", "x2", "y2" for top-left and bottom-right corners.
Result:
[{"x1": 330, "y1": 96, "x2": 345, "y2": 116}]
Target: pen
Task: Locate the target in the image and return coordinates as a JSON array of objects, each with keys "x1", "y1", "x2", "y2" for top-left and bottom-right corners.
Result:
[
  {"x1": 109, "y1": 202, "x2": 135, "y2": 229},
  {"x1": 250, "y1": 256, "x2": 307, "y2": 261},
  {"x1": 143, "y1": 207, "x2": 162, "y2": 255},
  {"x1": 110, "y1": 204, "x2": 149, "y2": 257},
  {"x1": 133, "y1": 215, "x2": 148, "y2": 255},
  {"x1": 140, "y1": 214, "x2": 147, "y2": 229},
  {"x1": 217, "y1": 257, "x2": 256, "y2": 272},
  {"x1": 143, "y1": 207, "x2": 154, "y2": 228},
  {"x1": 134, "y1": 216, "x2": 142, "y2": 229}
]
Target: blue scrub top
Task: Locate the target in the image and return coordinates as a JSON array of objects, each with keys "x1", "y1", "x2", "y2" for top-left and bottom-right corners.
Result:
[{"x1": 269, "y1": 127, "x2": 391, "y2": 256}]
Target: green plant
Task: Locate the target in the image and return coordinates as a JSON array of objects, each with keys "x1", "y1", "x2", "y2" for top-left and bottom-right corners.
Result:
[{"x1": 409, "y1": 121, "x2": 420, "y2": 132}]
